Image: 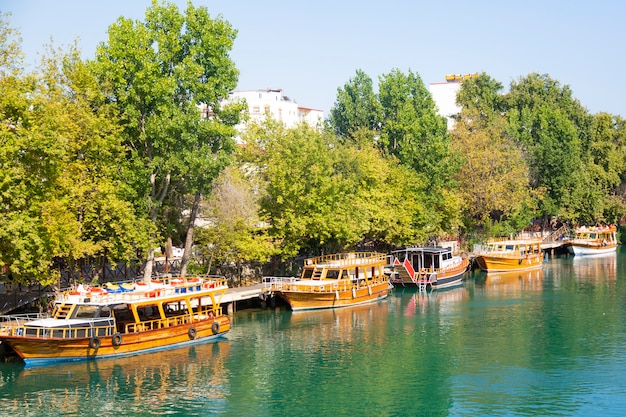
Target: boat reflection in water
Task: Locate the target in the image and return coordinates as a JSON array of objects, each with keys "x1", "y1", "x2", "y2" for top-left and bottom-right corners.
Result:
[
  {"x1": 481, "y1": 268, "x2": 545, "y2": 295},
  {"x1": 397, "y1": 286, "x2": 469, "y2": 317},
  {"x1": 572, "y1": 252, "x2": 617, "y2": 282},
  {"x1": 286, "y1": 300, "x2": 391, "y2": 348},
  {"x1": 0, "y1": 340, "x2": 231, "y2": 415}
]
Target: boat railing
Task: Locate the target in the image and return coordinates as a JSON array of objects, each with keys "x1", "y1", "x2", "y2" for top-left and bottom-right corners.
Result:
[
  {"x1": 304, "y1": 252, "x2": 387, "y2": 268},
  {"x1": 0, "y1": 313, "x2": 48, "y2": 331},
  {"x1": 263, "y1": 276, "x2": 388, "y2": 293},
  {"x1": 60, "y1": 276, "x2": 229, "y2": 304},
  {"x1": 0, "y1": 316, "x2": 116, "y2": 339},
  {"x1": 124, "y1": 305, "x2": 223, "y2": 333},
  {"x1": 262, "y1": 276, "x2": 299, "y2": 291}
]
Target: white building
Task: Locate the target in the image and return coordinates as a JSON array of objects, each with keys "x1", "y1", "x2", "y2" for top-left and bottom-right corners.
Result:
[
  {"x1": 223, "y1": 88, "x2": 324, "y2": 133},
  {"x1": 429, "y1": 74, "x2": 475, "y2": 130}
]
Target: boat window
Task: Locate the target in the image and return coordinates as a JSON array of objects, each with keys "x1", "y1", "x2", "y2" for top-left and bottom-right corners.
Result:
[
  {"x1": 302, "y1": 269, "x2": 314, "y2": 279},
  {"x1": 138, "y1": 305, "x2": 160, "y2": 320},
  {"x1": 112, "y1": 304, "x2": 131, "y2": 321},
  {"x1": 325, "y1": 270, "x2": 339, "y2": 279},
  {"x1": 74, "y1": 305, "x2": 99, "y2": 319},
  {"x1": 505, "y1": 245, "x2": 514, "y2": 251},
  {"x1": 164, "y1": 302, "x2": 187, "y2": 315}
]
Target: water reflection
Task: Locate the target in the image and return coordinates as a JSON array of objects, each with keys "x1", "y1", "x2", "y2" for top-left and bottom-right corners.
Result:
[
  {"x1": 395, "y1": 286, "x2": 469, "y2": 317},
  {"x1": 572, "y1": 252, "x2": 617, "y2": 281},
  {"x1": 286, "y1": 301, "x2": 391, "y2": 348},
  {"x1": 480, "y1": 268, "x2": 545, "y2": 295},
  {"x1": 0, "y1": 340, "x2": 231, "y2": 416}
]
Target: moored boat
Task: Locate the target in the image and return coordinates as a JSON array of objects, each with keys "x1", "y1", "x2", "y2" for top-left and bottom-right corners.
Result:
[
  {"x1": 262, "y1": 252, "x2": 391, "y2": 311},
  {"x1": 0, "y1": 275, "x2": 231, "y2": 366},
  {"x1": 565, "y1": 225, "x2": 618, "y2": 256},
  {"x1": 474, "y1": 239, "x2": 543, "y2": 272},
  {"x1": 389, "y1": 246, "x2": 469, "y2": 289}
]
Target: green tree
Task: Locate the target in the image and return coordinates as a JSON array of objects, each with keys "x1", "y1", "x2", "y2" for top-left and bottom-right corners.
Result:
[
  {"x1": 328, "y1": 69, "x2": 381, "y2": 139},
  {"x1": 455, "y1": 72, "x2": 505, "y2": 118},
  {"x1": 585, "y1": 112, "x2": 626, "y2": 223},
  {"x1": 92, "y1": 0, "x2": 240, "y2": 278},
  {"x1": 506, "y1": 73, "x2": 593, "y2": 221},
  {"x1": 0, "y1": 15, "x2": 151, "y2": 283},
  {"x1": 244, "y1": 119, "x2": 428, "y2": 259},
  {"x1": 452, "y1": 107, "x2": 537, "y2": 234},
  {"x1": 194, "y1": 164, "x2": 276, "y2": 284},
  {"x1": 377, "y1": 68, "x2": 462, "y2": 236}
]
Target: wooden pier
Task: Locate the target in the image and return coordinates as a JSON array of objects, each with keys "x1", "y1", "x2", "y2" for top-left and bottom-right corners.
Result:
[{"x1": 222, "y1": 283, "x2": 266, "y2": 313}]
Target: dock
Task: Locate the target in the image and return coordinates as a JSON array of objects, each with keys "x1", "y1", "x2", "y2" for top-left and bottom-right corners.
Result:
[{"x1": 222, "y1": 283, "x2": 266, "y2": 313}]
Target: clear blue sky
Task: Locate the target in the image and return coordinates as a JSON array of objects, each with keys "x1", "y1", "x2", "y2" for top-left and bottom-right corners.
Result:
[{"x1": 4, "y1": 0, "x2": 626, "y2": 117}]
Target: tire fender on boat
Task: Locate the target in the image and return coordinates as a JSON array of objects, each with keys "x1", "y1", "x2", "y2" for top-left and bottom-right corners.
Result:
[
  {"x1": 211, "y1": 321, "x2": 220, "y2": 335},
  {"x1": 89, "y1": 336, "x2": 101, "y2": 349},
  {"x1": 112, "y1": 332, "x2": 123, "y2": 347},
  {"x1": 188, "y1": 326, "x2": 197, "y2": 340}
]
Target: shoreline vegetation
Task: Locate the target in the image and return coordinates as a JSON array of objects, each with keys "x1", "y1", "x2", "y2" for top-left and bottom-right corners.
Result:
[{"x1": 2, "y1": 3, "x2": 626, "y2": 291}]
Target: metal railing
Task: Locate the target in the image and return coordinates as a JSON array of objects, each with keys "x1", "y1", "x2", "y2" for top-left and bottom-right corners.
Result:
[
  {"x1": 262, "y1": 276, "x2": 387, "y2": 293},
  {"x1": 0, "y1": 316, "x2": 115, "y2": 339}
]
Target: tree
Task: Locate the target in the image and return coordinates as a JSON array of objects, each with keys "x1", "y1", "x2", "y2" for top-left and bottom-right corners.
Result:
[
  {"x1": 453, "y1": 73, "x2": 538, "y2": 237},
  {"x1": 328, "y1": 69, "x2": 381, "y2": 139},
  {"x1": 506, "y1": 73, "x2": 593, "y2": 220},
  {"x1": 455, "y1": 71, "x2": 505, "y2": 117},
  {"x1": 194, "y1": 164, "x2": 276, "y2": 284},
  {"x1": 377, "y1": 68, "x2": 462, "y2": 235},
  {"x1": 92, "y1": 0, "x2": 241, "y2": 278},
  {"x1": 584, "y1": 112, "x2": 626, "y2": 223},
  {"x1": 452, "y1": 108, "x2": 536, "y2": 233},
  {"x1": 243, "y1": 119, "x2": 429, "y2": 259},
  {"x1": 0, "y1": 14, "x2": 151, "y2": 283}
]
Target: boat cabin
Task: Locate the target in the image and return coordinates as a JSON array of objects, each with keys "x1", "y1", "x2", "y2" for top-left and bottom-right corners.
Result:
[{"x1": 393, "y1": 246, "x2": 456, "y2": 271}]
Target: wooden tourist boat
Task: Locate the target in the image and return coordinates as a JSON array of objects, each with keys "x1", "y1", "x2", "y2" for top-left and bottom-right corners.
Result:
[
  {"x1": 389, "y1": 246, "x2": 469, "y2": 289},
  {"x1": 565, "y1": 225, "x2": 618, "y2": 256},
  {"x1": 0, "y1": 275, "x2": 231, "y2": 366},
  {"x1": 262, "y1": 252, "x2": 391, "y2": 311},
  {"x1": 474, "y1": 239, "x2": 543, "y2": 272}
]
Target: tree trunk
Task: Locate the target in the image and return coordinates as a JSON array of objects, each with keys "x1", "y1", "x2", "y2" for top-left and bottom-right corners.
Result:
[
  {"x1": 143, "y1": 249, "x2": 155, "y2": 282},
  {"x1": 143, "y1": 171, "x2": 171, "y2": 281},
  {"x1": 180, "y1": 191, "x2": 201, "y2": 277}
]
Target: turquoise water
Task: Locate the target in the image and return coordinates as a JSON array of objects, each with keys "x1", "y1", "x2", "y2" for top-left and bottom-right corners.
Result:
[{"x1": 0, "y1": 251, "x2": 625, "y2": 416}]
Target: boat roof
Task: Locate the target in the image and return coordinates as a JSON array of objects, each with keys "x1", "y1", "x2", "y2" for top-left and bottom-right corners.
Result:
[
  {"x1": 574, "y1": 225, "x2": 616, "y2": 233},
  {"x1": 303, "y1": 252, "x2": 387, "y2": 268},
  {"x1": 486, "y1": 239, "x2": 542, "y2": 245},
  {"x1": 392, "y1": 246, "x2": 453, "y2": 255},
  {"x1": 55, "y1": 276, "x2": 228, "y2": 307}
]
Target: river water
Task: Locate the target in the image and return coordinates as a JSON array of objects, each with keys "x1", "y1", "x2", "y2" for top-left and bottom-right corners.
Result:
[{"x1": 0, "y1": 250, "x2": 625, "y2": 416}]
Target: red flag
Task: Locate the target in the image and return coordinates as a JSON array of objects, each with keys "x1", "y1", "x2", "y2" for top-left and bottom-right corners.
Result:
[
  {"x1": 393, "y1": 257, "x2": 401, "y2": 265},
  {"x1": 403, "y1": 258, "x2": 415, "y2": 278}
]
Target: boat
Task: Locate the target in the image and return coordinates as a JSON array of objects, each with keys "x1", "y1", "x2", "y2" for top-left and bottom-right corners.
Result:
[
  {"x1": 0, "y1": 275, "x2": 231, "y2": 366},
  {"x1": 474, "y1": 239, "x2": 543, "y2": 272},
  {"x1": 262, "y1": 252, "x2": 391, "y2": 311},
  {"x1": 389, "y1": 246, "x2": 469, "y2": 289},
  {"x1": 565, "y1": 225, "x2": 618, "y2": 256}
]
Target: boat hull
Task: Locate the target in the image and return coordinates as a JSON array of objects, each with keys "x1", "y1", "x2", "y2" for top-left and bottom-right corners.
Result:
[
  {"x1": 390, "y1": 259, "x2": 469, "y2": 289},
  {"x1": 1, "y1": 315, "x2": 231, "y2": 366},
  {"x1": 474, "y1": 254, "x2": 543, "y2": 272},
  {"x1": 567, "y1": 243, "x2": 617, "y2": 256},
  {"x1": 276, "y1": 282, "x2": 389, "y2": 311}
]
